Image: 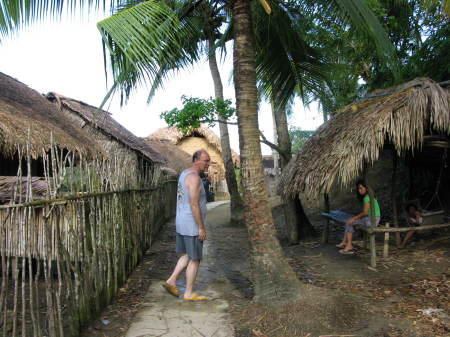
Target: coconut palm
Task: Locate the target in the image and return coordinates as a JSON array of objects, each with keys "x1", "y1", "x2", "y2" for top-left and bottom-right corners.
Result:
[
  {"x1": 1, "y1": 0, "x2": 398, "y2": 304},
  {"x1": 104, "y1": 0, "x2": 245, "y2": 225},
  {"x1": 253, "y1": 2, "x2": 331, "y2": 244}
]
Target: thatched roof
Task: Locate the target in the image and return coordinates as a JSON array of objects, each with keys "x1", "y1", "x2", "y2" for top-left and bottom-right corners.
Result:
[
  {"x1": 0, "y1": 176, "x2": 48, "y2": 203},
  {"x1": 47, "y1": 93, "x2": 165, "y2": 164},
  {"x1": 143, "y1": 138, "x2": 191, "y2": 173},
  {"x1": 0, "y1": 72, "x2": 100, "y2": 158},
  {"x1": 147, "y1": 125, "x2": 240, "y2": 167},
  {"x1": 280, "y1": 78, "x2": 450, "y2": 199}
]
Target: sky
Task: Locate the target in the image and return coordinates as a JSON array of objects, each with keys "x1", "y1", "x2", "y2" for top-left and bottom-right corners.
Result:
[{"x1": 0, "y1": 10, "x2": 324, "y2": 155}]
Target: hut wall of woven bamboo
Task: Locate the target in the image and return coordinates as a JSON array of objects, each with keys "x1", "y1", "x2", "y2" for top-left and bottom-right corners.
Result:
[{"x1": 0, "y1": 72, "x2": 175, "y2": 336}]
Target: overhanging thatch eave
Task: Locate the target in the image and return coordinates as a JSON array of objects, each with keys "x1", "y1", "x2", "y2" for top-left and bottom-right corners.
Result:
[
  {"x1": 0, "y1": 73, "x2": 102, "y2": 159},
  {"x1": 280, "y1": 78, "x2": 450, "y2": 199},
  {"x1": 47, "y1": 93, "x2": 165, "y2": 165}
]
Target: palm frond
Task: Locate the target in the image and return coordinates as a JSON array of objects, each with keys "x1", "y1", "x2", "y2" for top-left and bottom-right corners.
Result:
[
  {"x1": 253, "y1": 2, "x2": 330, "y2": 110},
  {"x1": 0, "y1": 0, "x2": 115, "y2": 39},
  {"x1": 98, "y1": 0, "x2": 201, "y2": 105},
  {"x1": 329, "y1": 0, "x2": 400, "y2": 77},
  {"x1": 444, "y1": 0, "x2": 450, "y2": 16}
]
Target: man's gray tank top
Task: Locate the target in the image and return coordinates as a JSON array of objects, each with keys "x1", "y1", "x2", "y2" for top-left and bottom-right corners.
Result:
[{"x1": 175, "y1": 169, "x2": 207, "y2": 236}]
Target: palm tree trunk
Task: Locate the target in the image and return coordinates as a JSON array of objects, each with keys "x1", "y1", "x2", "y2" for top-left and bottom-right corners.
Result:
[
  {"x1": 271, "y1": 96, "x2": 315, "y2": 242},
  {"x1": 270, "y1": 102, "x2": 280, "y2": 172},
  {"x1": 207, "y1": 38, "x2": 244, "y2": 225},
  {"x1": 232, "y1": 0, "x2": 302, "y2": 304}
]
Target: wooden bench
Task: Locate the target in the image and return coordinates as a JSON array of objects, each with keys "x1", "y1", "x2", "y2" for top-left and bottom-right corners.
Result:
[
  {"x1": 321, "y1": 210, "x2": 372, "y2": 244},
  {"x1": 321, "y1": 210, "x2": 450, "y2": 268}
]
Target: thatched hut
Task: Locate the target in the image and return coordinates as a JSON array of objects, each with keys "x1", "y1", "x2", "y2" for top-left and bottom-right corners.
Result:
[
  {"x1": 143, "y1": 137, "x2": 192, "y2": 177},
  {"x1": 281, "y1": 78, "x2": 450, "y2": 227},
  {"x1": 46, "y1": 92, "x2": 165, "y2": 189},
  {"x1": 0, "y1": 72, "x2": 177, "y2": 336},
  {"x1": 281, "y1": 78, "x2": 450, "y2": 200},
  {"x1": 0, "y1": 73, "x2": 100, "y2": 175},
  {"x1": 279, "y1": 78, "x2": 450, "y2": 266},
  {"x1": 147, "y1": 125, "x2": 240, "y2": 200}
]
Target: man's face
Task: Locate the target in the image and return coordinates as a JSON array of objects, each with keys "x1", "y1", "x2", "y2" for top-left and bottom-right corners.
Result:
[{"x1": 196, "y1": 152, "x2": 210, "y2": 173}]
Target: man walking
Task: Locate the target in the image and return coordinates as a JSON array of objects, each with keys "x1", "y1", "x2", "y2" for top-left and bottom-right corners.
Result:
[{"x1": 162, "y1": 149, "x2": 210, "y2": 301}]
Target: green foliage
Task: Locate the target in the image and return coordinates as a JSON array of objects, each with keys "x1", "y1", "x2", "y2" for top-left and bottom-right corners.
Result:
[
  {"x1": 289, "y1": 127, "x2": 314, "y2": 153},
  {"x1": 97, "y1": 0, "x2": 230, "y2": 106},
  {"x1": 406, "y1": 23, "x2": 450, "y2": 82},
  {"x1": 0, "y1": 0, "x2": 114, "y2": 39},
  {"x1": 301, "y1": 0, "x2": 450, "y2": 115},
  {"x1": 234, "y1": 168, "x2": 242, "y2": 195},
  {"x1": 60, "y1": 165, "x2": 102, "y2": 193},
  {"x1": 161, "y1": 96, "x2": 235, "y2": 133},
  {"x1": 97, "y1": 0, "x2": 203, "y2": 107}
]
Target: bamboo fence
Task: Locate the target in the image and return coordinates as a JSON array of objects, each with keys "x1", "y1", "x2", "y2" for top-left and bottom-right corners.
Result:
[{"x1": 0, "y1": 136, "x2": 176, "y2": 337}]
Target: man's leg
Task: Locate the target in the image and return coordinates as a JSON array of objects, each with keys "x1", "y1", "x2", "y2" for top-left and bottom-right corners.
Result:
[
  {"x1": 184, "y1": 259, "x2": 200, "y2": 299},
  {"x1": 166, "y1": 254, "x2": 189, "y2": 286}
]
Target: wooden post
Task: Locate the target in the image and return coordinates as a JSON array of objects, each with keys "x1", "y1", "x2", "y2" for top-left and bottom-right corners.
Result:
[
  {"x1": 391, "y1": 152, "x2": 400, "y2": 246},
  {"x1": 383, "y1": 222, "x2": 390, "y2": 258},
  {"x1": 369, "y1": 232, "x2": 377, "y2": 268},
  {"x1": 322, "y1": 193, "x2": 330, "y2": 244}
]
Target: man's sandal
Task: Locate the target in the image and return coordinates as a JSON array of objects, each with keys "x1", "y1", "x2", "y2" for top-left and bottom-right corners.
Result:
[
  {"x1": 162, "y1": 282, "x2": 180, "y2": 297},
  {"x1": 183, "y1": 294, "x2": 207, "y2": 301},
  {"x1": 339, "y1": 249, "x2": 355, "y2": 255}
]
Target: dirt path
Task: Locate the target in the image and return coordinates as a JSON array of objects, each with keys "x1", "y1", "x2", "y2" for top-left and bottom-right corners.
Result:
[{"x1": 82, "y1": 201, "x2": 450, "y2": 337}]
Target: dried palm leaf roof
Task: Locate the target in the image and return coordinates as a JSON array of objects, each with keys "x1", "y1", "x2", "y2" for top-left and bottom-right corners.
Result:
[
  {"x1": 0, "y1": 72, "x2": 100, "y2": 158},
  {"x1": 147, "y1": 125, "x2": 240, "y2": 167},
  {"x1": 143, "y1": 138, "x2": 191, "y2": 173},
  {"x1": 47, "y1": 93, "x2": 165, "y2": 164},
  {"x1": 280, "y1": 78, "x2": 450, "y2": 199},
  {"x1": 0, "y1": 176, "x2": 48, "y2": 202}
]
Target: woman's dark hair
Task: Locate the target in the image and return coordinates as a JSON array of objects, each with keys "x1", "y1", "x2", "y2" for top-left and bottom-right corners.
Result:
[
  {"x1": 355, "y1": 180, "x2": 368, "y2": 201},
  {"x1": 405, "y1": 203, "x2": 418, "y2": 213}
]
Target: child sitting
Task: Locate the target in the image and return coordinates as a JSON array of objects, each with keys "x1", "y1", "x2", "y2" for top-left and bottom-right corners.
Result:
[{"x1": 399, "y1": 204, "x2": 422, "y2": 248}]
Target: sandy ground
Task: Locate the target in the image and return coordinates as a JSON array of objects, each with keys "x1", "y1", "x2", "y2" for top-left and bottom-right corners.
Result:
[{"x1": 81, "y1": 200, "x2": 450, "y2": 337}]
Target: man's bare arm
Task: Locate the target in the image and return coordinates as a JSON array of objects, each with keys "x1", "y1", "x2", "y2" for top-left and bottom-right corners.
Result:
[{"x1": 185, "y1": 173, "x2": 206, "y2": 241}]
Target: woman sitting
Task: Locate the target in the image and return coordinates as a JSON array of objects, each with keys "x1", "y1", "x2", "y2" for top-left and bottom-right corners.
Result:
[
  {"x1": 336, "y1": 180, "x2": 381, "y2": 254},
  {"x1": 399, "y1": 204, "x2": 422, "y2": 248}
]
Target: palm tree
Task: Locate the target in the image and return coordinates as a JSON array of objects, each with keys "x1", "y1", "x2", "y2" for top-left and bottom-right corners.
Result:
[
  {"x1": 1, "y1": 0, "x2": 398, "y2": 305},
  {"x1": 253, "y1": 2, "x2": 330, "y2": 244},
  {"x1": 232, "y1": 0, "x2": 306, "y2": 302},
  {"x1": 207, "y1": 38, "x2": 245, "y2": 225},
  {"x1": 102, "y1": 0, "x2": 245, "y2": 225}
]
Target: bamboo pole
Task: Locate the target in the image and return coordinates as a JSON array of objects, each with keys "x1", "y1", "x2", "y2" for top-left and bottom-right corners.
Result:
[
  {"x1": 0, "y1": 184, "x2": 176, "y2": 209},
  {"x1": 2, "y1": 255, "x2": 10, "y2": 337},
  {"x1": 383, "y1": 223, "x2": 390, "y2": 258},
  {"x1": 370, "y1": 233, "x2": 377, "y2": 268},
  {"x1": 369, "y1": 222, "x2": 450, "y2": 232},
  {"x1": 0, "y1": 137, "x2": 177, "y2": 337},
  {"x1": 26, "y1": 205, "x2": 38, "y2": 337},
  {"x1": 12, "y1": 256, "x2": 19, "y2": 337},
  {"x1": 22, "y1": 129, "x2": 33, "y2": 337},
  {"x1": 55, "y1": 210, "x2": 64, "y2": 337}
]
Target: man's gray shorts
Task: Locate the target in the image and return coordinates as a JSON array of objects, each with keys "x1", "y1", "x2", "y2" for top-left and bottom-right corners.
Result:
[{"x1": 176, "y1": 233, "x2": 203, "y2": 260}]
